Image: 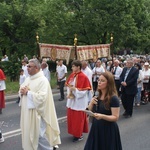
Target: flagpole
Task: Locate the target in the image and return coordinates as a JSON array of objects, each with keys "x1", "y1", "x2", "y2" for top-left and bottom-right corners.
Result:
[
  {"x1": 74, "y1": 34, "x2": 77, "y2": 60},
  {"x1": 36, "y1": 32, "x2": 40, "y2": 59},
  {"x1": 110, "y1": 33, "x2": 114, "y2": 63}
]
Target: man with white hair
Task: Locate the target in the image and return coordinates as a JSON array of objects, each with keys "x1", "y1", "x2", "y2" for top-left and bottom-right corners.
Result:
[
  {"x1": 19, "y1": 59, "x2": 61, "y2": 150},
  {"x1": 112, "y1": 60, "x2": 123, "y2": 96},
  {"x1": 120, "y1": 59, "x2": 139, "y2": 118}
]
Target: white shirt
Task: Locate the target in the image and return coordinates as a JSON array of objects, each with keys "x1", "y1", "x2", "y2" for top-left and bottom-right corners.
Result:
[
  {"x1": 81, "y1": 66, "x2": 93, "y2": 87},
  {"x1": 114, "y1": 66, "x2": 123, "y2": 80},
  {"x1": 19, "y1": 74, "x2": 26, "y2": 85},
  {"x1": 5, "y1": 57, "x2": 9, "y2": 61},
  {"x1": 124, "y1": 68, "x2": 132, "y2": 82},
  {"x1": 42, "y1": 68, "x2": 50, "y2": 82},
  {"x1": 92, "y1": 66, "x2": 105, "y2": 82},
  {"x1": 56, "y1": 64, "x2": 67, "y2": 81},
  {"x1": 0, "y1": 80, "x2": 6, "y2": 91},
  {"x1": 142, "y1": 69, "x2": 150, "y2": 83},
  {"x1": 137, "y1": 70, "x2": 144, "y2": 88},
  {"x1": 22, "y1": 65, "x2": 29, "y2": 77}
]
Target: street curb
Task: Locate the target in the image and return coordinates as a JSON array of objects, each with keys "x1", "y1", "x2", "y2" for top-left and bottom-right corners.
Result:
[
  {"x1": 5, "y1": 89, "x2": 67, "y2": 103},
  {"x1": 5, "y1": 95, "x2": 19, "y2": 103}
]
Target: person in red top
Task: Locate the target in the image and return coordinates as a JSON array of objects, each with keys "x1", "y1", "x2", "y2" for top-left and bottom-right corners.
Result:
[
  {"x1": 0, "y1": 68, "x2": 6, "y2": 114},
  {"x1": 66, "y1": 60, "x2": 92, "y2": 142}
]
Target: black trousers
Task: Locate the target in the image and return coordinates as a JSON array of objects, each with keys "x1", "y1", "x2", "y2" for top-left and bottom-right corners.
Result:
[
  {"x1": 115, "y1": 80, "x2": 121, "y2": 96},
  {"x1": 141, "y1": 83, "x2": 149, "y2": 101},
  {"x1": 92, "y1": 81, "x2": 98, "y2": 93},
  {"x1": 121, "y1": 92, "x2": 135, "y2": 116},
  {"x1": 58, "y1": 80, "x2": 65, "y2": 99}
]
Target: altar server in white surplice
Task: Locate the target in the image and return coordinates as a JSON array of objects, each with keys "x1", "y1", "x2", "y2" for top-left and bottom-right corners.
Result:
[{"x1": 19, "y1": 59, "x2": 61, "y2": 150}]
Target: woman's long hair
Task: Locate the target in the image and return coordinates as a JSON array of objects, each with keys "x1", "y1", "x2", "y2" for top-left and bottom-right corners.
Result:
[{"x1": 98, "y1": 71, "x2": 118, "y2": 110}]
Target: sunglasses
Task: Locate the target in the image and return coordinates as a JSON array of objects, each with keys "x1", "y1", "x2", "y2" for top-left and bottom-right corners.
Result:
[{"x1": 27, "y1": 65, "x2": 35, "y2": 68}]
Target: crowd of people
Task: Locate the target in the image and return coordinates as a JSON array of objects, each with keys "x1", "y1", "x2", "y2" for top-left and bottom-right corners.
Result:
[
  {"x1": 58, "y1": 55, "x2": 150, "y2": 149},
  {"x1": 0, "y1": 53, "x2": 150, "y2": 149}
]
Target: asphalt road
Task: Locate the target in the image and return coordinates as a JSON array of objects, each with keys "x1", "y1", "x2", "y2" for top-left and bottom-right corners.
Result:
[{"x1": 0, "y1": 93, "x2": 150, "y2": 150}]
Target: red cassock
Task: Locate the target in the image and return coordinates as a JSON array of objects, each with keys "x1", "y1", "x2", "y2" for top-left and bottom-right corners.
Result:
[
  {"x1": 66, "y1": 71, "x2": 91, "y2": 138},
  {"x1": 0, "y1": 69, "x2": 6, "y2": 108}
]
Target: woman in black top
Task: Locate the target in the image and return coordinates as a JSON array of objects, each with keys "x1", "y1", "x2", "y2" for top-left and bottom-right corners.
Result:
[{"x1": 84, "y1": 71, "x2": 122, "y2": 150}]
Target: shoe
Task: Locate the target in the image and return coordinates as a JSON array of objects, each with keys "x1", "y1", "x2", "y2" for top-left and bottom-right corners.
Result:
[
  {"x1": 58, "y1": 98, "x2": 64, "y2": 101},
  {"x1": 137, "y1": 103, "x2": 140, "y2": 107},
  {"x1": 53, "y1": 145, "x2": 59, "y2": 150},
  {"x1": 0, "y1": 137, "x2": 4, "y2": 143},
  {"x1": 73, "y1": 136, "x2": 83, "y2": 142},
  {"x1": 141, "y1": 101, "x2": 148, "y2": 105}
]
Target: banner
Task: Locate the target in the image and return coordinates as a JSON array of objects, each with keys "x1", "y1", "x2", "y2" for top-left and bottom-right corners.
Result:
[
  {"x1": 39, "y1": 43, "x2": 72, "y2": 64},
  {"x1": 39, "y1": 43, "x2": 110, "y2": 63},
  {"x1": 77, "y1": 44, "x2": 110, "y2": 61}
]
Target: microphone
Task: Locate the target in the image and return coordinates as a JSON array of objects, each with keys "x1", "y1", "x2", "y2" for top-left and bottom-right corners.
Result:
[{"x1": 94, "y1": 91, "x2": 99, "y2": 112}]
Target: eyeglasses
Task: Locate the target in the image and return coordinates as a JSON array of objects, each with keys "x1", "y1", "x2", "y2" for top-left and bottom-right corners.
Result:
[{"x1": 27, "y1": 65, "x2": 35, "y2": 68}]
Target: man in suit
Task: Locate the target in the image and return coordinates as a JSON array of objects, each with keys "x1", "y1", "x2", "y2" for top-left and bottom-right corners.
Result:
[{"x1": 120, "y1": 59, "x2": 139, "y2": 118}]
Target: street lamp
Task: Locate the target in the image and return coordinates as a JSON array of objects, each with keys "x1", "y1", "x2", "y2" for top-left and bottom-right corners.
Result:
[{"x1": 74, "y1": 34, "x2": 78, "y2": 60}]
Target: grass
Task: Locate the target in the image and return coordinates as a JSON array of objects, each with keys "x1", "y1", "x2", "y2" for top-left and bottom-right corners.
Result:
[
  {"x1": 5, "y1": 71, "x2": 71, "y2": 95},
  {"x1": 5, "y1": 80, "x2": 20, "y2": 95}
]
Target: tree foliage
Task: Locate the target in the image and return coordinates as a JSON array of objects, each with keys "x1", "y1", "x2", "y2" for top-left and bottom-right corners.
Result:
[{"x1": 0, "y1": 0, "x2": 149, "y2": 60}]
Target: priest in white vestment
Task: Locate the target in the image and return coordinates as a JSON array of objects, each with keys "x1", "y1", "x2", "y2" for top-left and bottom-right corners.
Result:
[{"x1": 19, "y1": 59, "x2": 61, "y2": 150}]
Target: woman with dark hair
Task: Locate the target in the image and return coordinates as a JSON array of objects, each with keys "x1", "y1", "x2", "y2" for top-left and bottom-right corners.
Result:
[
  {"x1": 84, "y1": 71, "x2": 122, "y2": 150},
  {"x1": 134, "y1": 63, "x2": 144, "y2": 106}
]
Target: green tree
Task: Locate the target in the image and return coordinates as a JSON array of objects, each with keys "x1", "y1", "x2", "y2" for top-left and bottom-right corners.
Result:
[
  {"x1": 0, "y1": 0, "x2": 149, "y2": 58},
  {"x1": 0, "y1": 0, "x2": 45, "y2": 58}
]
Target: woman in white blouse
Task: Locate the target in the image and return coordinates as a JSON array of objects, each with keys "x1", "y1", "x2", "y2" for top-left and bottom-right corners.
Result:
[{"x1": 134, "y1": 63, "x2": 144, "y2": 106}]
